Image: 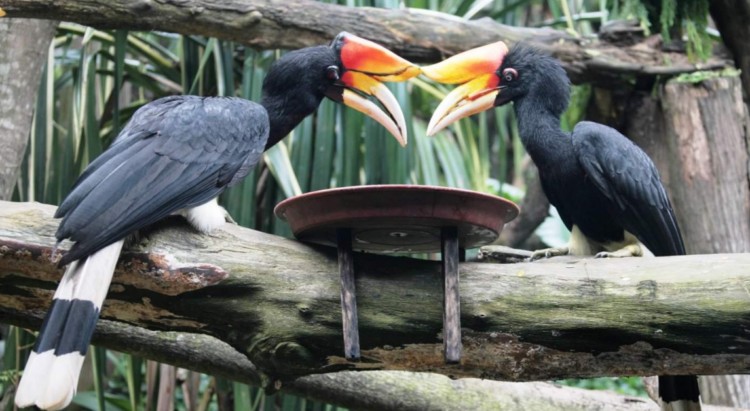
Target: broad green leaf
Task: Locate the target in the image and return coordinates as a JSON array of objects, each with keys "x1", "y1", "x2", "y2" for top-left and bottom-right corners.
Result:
[{"x1": 264, "y1": 143, "x2": 302, "y2": 198}]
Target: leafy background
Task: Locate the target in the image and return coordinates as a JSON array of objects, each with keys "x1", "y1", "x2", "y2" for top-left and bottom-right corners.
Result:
[{"x1": 2, "y1": 0, "x2": 712, "y2": 409}]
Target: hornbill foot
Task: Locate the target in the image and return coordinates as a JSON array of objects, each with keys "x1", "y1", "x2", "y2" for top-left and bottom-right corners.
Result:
[
  {"x1": 595, "y1": 244, "x2": 644, "y2": 258},
  {"x1": 125, "y1": 230, "x2": 149, "y2": 249},
  {"x1": 530, "y1": 246, "x2": 570, "y2": 261}
]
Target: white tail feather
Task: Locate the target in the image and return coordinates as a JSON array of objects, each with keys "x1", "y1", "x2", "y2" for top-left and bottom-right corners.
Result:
[
  {"x1": 38, "y1": 353, "x2": 87, "y2": 410},
  {"x1": 70, "y1": 240, "x2": 124, "y2": 304},
  {"x1": 15, "y1": 240, "x2": 124, "y2": 410},
  {"x1": 14, "y1": 351, "x2": 54, "y2": 407}
]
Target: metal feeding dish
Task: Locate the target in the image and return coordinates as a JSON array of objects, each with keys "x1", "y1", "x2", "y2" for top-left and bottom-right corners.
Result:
[
  {"x1": 275, "y1": 185, "x2": 519, "y2": 252},
  {"x1": 275, "y1": 184, "x2": 519, "y2": 363}
]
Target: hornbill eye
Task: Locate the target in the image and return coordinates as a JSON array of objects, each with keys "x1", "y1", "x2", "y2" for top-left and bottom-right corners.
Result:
[
  {"x1": 326, "y1": 65, "x2": 340, "y2": 81},
  {"x1": 502, "y1": 68, "x2": 518, "y2": 83}
]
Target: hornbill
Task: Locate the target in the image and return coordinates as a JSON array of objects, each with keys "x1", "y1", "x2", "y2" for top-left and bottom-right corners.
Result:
[
  {"x1": 422, "y1": 43, "x2": 700, "y2": 410},
  {"x1": 15, "y1": 32, "x2": 419, "y2": 410}
]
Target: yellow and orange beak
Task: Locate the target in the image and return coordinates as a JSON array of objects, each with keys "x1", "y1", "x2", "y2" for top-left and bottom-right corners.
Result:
[
  {"x1": 328, "y1": 32, "x2": 421, "y2": 146},
  {"x1": 421, "y1": 42, "x2": 509, "y2": 136}
]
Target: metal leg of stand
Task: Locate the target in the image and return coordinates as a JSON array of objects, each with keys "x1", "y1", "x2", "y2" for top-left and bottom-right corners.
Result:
[
  {"x1": 441, "y1": 226, "x2": 462, "y2": 363},
  {"x1": 337, "y1": 228, "x2": 360, "y2": 360}
]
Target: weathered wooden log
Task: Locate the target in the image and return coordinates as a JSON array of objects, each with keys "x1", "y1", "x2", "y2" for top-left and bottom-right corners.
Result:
[
  {"x1": 0, "y1": 0, "x2": 730, "y2": 85},
  {"x1": 626, "y1": 74, "x2": 750, "y2": 255},
  {"x1": 625, "y1": 73, "x2": 750, "y2": 408},
  {"x1": 2, "y1": 200, "x2": 750, "y2": 387},
  {"x1": 290, "y1": 372, "x2": 742, "y2": 411},
  {"x1": 0, "y1": 318, "x2": 681, "y2": 411}
]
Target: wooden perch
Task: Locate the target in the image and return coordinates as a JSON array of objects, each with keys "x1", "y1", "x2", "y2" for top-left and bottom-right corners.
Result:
[
  {"x1": 2, "y1": 199, "x2": 750, "y2": 385},
  {"x1": 0, "y1": 0, "x2": 731, "y2": 84},
  {"x1": 290, "y1": 372, "x2": 742, "y2": 411}
]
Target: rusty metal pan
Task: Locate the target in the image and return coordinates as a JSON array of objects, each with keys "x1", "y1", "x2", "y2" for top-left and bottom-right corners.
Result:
[{"x1": 275, "y1": 185, "x2": 519, "y2": 253}]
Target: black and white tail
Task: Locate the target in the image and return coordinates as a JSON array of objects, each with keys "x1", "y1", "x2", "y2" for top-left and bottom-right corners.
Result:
[
  {"x1": 15, "y1": 240, "x2": 124, "y2": 410},
  {"x1": 659, "y1": 375, "x2": 701, "y2": 411}
]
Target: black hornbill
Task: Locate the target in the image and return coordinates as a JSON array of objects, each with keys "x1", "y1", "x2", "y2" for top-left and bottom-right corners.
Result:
[
  {"x1": 15, "y1": 32, "x2": 419, "y2": 410},
  {"x1": 422, "y1": 43, "x2": 700, "y2": 410}
]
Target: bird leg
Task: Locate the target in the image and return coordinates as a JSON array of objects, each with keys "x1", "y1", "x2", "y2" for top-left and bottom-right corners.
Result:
[
  {"x1": 125, "y1": 230, "x2": 149, "y2": 250},
  {"x1": 595, "y1": 244, "x2": 645, "y2": 258},
  {"x1": 530, "y1": 246, "x2": 570, "y2": 261}
]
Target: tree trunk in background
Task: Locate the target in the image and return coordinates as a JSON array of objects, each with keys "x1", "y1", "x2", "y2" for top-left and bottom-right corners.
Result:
[
  {"x1": 0, "y1": 18, "x2": 57, "y2": 200},
  {"x1": 710, "y1": 0, "x2": 750, "y2": 106},
  {"x1": 699, "y1": 378, "x2": 750, "y2": 409},
  {"x1": 705, "y1": 20, "x2": 750, "y2": 407},
  {"x1": 626, "y1": 75, "x2": 750, "y2": 408},
  {"x1": 626, "y1": 75, "x2": 750, "y2": 253}
]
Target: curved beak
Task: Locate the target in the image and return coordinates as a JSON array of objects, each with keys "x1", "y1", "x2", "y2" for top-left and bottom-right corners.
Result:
[
  {"x1": 421, "y1": 41, "x2": 509, "y2": 136},
  {"x1": 327, "y1": 32, "x2": 421, "y2": 147}
]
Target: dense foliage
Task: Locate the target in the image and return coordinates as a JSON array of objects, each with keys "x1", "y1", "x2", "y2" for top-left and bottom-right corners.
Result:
[{"x1": 2, "y1": 0, "x2": 715, "y2": 409}]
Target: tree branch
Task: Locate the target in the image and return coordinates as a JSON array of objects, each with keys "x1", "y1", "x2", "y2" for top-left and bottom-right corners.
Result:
[
  {"x1": 2, "y1": 200, "x2": 749, "y2": 386},
  {"x1": 0, "y1": 0, "x2": 731, "y2": 84},
  {"x1": 3, "y1": 311, "x2": 681, "y2": 411},
  {"x1": 4, "y1": 201, "x2": 746, "y2": 410},
  {"x1": 289, "y1": 372, "x2": 746, "y2": 411},
  {"x1": 289, "y1": 372, "x2": 657, "y2": 411}
]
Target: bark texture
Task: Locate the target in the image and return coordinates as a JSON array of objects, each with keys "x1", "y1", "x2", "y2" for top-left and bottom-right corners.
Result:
[
  {"x1": 626, "y1": 75, "x2": 750, "y2": 254},
  {"x1": 291, "y1": 372, "x2": 712, "y2": 411},
  {"x1": 710, "y1": 0, "x2": 750, "y2": 104},
  {"x1": 2, "y1": 201, "x2": 750, "y2": 386},
  {"x1": 0, "y1": 0, "x2": 730, "y2": 85},
  {"x1": 0, "y1": 18, "x2": 57, "y2": 200},
  {"x1": 298, "y1": 371, "x2": 747, "y2": 411},
  {"x1": 626, "y1": 74, "x2": 750, "y2": 408}
]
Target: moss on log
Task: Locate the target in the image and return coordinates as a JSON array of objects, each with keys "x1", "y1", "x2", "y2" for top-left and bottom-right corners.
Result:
[{"x1": 1, "y1": 200, "x2": 749, "y2": 386}]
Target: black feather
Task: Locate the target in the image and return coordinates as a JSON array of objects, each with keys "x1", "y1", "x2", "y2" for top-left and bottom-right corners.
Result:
[
  {"x1": 56, "y1": 43, "x2": 355, "y2": 265},
  {"x1": 499, "y1": 43, "x2": 697, "y2": 409},
  {"x1": 56, "y1": 96, "x2": 268, "y2": 265},
  {"x1": 260, "y1": 46, "x2": 336, "y2": 149},
  {"x1": 572, "y1": 121, "x2": 685, "y2": 256},
  {"x1": 21, "y1": 39, "x2": 381, "y2": 411}
]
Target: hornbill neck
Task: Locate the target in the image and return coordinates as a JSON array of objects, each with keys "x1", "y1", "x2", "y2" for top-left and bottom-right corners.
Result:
[
  {"x1": 258, "y1": 45, "x2": 330, "y2": 151},
  {"x1": 256, "y1": 38, "x2": 417, "y2": 151},
  {"x1": 260, "y1": 93, "x2": 322, "y2": 151},
  {"x1": 512, "y1": 86, "x2": 572, "y2": 169}
]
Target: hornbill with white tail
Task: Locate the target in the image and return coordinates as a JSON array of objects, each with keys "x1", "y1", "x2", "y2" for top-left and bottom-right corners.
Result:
[
  {"x1": 422, "y1": 43, "x2": 700, "y2": 411},
  {"x1": 15, "y1": 32, "x2": 419, "y2": 410}
]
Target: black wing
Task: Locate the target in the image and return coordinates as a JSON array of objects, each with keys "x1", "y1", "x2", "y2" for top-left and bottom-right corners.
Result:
[
  {"x1": 572, "y1": 121, "x2": 685, "y2": 256},
  {"x1": 56, "y1": 95, "x2": 268, "y2": 265}
]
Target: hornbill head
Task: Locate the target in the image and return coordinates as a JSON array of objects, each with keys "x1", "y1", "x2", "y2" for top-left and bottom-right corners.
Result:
[
  {"x1": 421, "y1": 42, "x2": 568, "y2": 136},
  {"x1": 262, "y1": 32, "x2": 420, "y2": 147}
]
